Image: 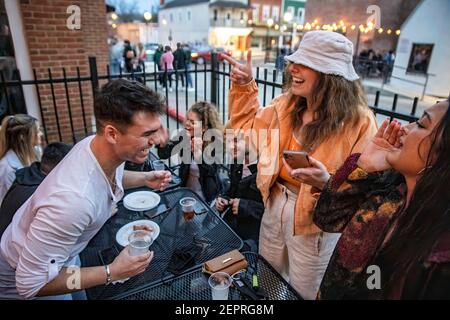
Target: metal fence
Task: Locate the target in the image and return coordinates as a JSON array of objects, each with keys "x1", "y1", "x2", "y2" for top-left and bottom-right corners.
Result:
[
  {"x1": 0, "y1": 53, "x2": 421, "y2": 145},
  {"x1": 353, "y1": 57, "x2": 435, "y2": 101}
]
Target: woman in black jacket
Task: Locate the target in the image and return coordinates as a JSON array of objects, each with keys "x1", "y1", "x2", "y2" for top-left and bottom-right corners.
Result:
[{"x1": 157, "y1": 102, "x2": 224, "y2": 203}]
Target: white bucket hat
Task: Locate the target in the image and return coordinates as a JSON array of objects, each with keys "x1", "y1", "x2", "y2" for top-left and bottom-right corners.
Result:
[{"x1": 285, "y1": 30, "x2": 359, "y2": 81}]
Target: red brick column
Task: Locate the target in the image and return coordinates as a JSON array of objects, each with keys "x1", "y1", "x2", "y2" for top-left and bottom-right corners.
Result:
[{"x1": 20, "y1": 0, "x2": 109, "y2": 143}]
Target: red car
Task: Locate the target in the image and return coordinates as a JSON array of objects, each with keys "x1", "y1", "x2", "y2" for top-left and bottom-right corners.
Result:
[{"x1": 190, "y1": 46, "x2": 232, "y2": 65}]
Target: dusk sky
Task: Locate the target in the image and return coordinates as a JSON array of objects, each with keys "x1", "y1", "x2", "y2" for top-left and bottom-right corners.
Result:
[{"x1": 106, "y1": 0, "x2": 159, "y2": 14}]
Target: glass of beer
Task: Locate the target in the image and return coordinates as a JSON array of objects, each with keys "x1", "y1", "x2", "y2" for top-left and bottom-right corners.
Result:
[{"x1": 179, "y1": 197, "x2": 196, "y2": 221}]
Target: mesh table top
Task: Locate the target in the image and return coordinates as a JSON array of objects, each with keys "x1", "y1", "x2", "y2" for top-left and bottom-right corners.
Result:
[
  {"x1": 80, "y1": 188, "x2": 243, "y2": 299},
  {"x1": 116, "y1": 252, "x2": 302, "y2": 300}
]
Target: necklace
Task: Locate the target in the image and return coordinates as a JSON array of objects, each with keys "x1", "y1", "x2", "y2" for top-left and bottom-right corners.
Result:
[{"x1": 107, "y1": 172, "x2": 117, "y2": 193}]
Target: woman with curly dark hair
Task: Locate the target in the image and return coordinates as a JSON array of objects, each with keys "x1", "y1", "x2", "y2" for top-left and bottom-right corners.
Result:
[{"x1": 311, "y1": 97, "x2": 450, "y2": 299}]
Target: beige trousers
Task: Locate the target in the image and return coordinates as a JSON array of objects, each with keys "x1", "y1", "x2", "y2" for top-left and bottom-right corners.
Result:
[{"x1": 259, "y1": 182, "x2": 340, "y2": 300}]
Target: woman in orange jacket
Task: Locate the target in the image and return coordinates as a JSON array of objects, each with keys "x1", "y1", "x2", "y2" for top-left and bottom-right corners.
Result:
[{"x1": 223, "y1": 31, "x2": 378, "y2": 299}]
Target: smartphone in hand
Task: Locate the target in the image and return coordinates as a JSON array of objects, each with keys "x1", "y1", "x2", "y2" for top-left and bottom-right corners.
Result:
[{"x1": 283, "y1": 150, "x2": 311, "y2": 169}]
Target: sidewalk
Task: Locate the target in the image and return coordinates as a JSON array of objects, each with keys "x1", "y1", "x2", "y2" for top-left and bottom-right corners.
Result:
[{"x1": 362, "y1": 78, "x2": 439, "y2": 104}]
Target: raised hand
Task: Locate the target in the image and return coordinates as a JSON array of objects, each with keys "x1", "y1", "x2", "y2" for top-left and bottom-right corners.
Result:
[
  {"x1": 357, "y1": 119, "x2": 404, "y2": 172},
  {"x1": 222, "y1": 50, "x2": 253, "y2": 85}
]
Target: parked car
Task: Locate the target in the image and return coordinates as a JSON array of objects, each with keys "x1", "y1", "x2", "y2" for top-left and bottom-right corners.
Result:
[{"x1": 190, "y1": 46, "x2": 232, "y2": 65}]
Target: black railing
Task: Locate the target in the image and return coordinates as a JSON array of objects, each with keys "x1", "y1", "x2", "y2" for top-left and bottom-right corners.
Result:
[{"x1": 0, "y1": 53, "x2": 421, "y2": 145}]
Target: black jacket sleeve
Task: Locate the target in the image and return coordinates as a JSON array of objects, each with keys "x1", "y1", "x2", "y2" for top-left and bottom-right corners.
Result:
[
  {"x1": 238, "y1": 198, "x2": 264, "y2": 220},
  {"x1": 157, "y1": 138, "x2": 183, "y2": 160}
]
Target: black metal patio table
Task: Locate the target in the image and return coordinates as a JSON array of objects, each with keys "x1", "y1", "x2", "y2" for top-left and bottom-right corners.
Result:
[
  {"x1": 115, "y1": 252, "x2": 302, "y2": 300},
  {"x1": 79, "y1": 188, "x2": 243, "y2": 300}
]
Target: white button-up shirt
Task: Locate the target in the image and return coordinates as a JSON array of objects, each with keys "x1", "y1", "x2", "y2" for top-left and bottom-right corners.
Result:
[{"x1": 0, "y1": 136, "x2": 124, "y2": 298}]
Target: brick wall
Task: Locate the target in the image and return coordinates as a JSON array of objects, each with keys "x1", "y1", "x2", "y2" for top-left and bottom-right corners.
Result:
[
  {"x1": 304, "y1": 0, "x2": 420, "y2": 55},
  {"x1": 20, "y1": 0, "x2": 109, "y2": 143}
]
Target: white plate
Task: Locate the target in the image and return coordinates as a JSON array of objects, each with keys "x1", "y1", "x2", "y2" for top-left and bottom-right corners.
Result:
[
  {"x1": 123, "y1": 191, "x2": 160, "y2": 211},
  {"x1": 115, "y1": 220, "x2": 160, "y2": 247}
]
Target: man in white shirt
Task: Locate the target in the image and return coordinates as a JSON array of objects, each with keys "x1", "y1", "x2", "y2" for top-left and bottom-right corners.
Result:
[{"x1": 0, "y1": 79, "x2": 171, "y2": 299}]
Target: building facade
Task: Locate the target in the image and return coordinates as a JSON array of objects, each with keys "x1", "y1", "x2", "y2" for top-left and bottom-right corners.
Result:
[
  {"x1": 282, "y1": 0, "x2": 306, "y2": 25},
  {"x1": 390, "y1": 0, "x2": 450, "y2": 98},
  {"x1": 158, "y1": 0, "x2": 252, "y2": 55},
  {"x1": 248, "y1": 0, "x2": 282, "y2": 59}
]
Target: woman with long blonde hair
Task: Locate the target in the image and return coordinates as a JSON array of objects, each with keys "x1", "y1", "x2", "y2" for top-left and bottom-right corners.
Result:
[
  {"x1": 223, "y1": 31, "x2": 378, "y2": 299},
  {"x1": 0, "y1": 114, "x2": 42, "y2": 202}
]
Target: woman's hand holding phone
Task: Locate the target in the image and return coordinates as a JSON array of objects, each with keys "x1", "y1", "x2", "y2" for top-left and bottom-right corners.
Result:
[{"x1": 282, "y1": 155, "x2": 331, "y2": 190}]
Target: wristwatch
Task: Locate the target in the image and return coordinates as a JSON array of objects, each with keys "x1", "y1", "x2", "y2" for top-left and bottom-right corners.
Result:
[{"x1": 105, "y1": 264, "x2": 113, "y2": 285}]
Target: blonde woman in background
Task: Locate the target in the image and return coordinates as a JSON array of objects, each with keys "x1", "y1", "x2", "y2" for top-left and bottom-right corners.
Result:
[{"x1": 0, "y1": 115, "x2": 42, "y2": 202}]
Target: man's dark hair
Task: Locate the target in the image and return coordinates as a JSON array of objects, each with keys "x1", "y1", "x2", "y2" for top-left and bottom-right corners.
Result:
[
  {"x1": 165, "y1": 45, "x2": 171, "y2": 52},
  {"x1": 94, "y1": 78, "x2": 165, "y2": 131},
  {"x1": 40, "y1": 142, "x2": 72, "y2": 174}
]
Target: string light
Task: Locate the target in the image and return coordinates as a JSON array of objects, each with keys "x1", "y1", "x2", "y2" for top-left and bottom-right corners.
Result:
[{"x1": 298, "y1": 18, "x2": 400, "y2": 36}]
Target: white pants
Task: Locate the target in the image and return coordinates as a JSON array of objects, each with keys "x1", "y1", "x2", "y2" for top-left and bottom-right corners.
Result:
[{"x1": 259, "y1": 182, "x2": 340, "y2": 300}]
